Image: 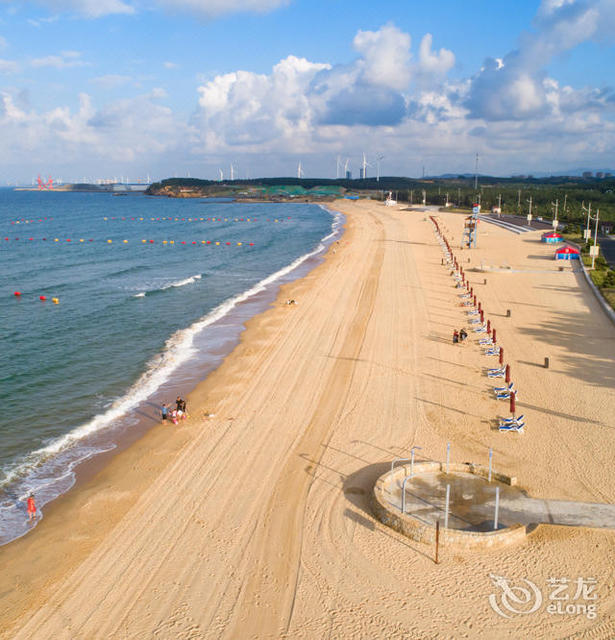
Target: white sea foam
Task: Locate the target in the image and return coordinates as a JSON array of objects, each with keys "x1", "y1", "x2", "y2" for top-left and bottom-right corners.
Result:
[
  {"x1": 0, "y1": 207, "x2": 344, "y2": 544},
  {"x1": 164, "y1": 274, "x2": 202, "y2": 289}
]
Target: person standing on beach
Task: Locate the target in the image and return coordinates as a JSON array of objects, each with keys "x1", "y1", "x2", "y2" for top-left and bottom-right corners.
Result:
[
  {"x1": 179, "y1": 398, "x2": 187, "y2": 419},
  {"x1": 176, "y1": 396, "x2": 183, "y2": 412},
  {"x1": 26, "y1": 494, "x2": 36, "y2": 522},
  {"x1": 161, "y1": 403, "x2": 168, "y2": 421}
]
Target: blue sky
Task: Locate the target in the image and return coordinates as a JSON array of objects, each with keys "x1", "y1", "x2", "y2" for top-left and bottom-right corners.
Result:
[{"x1": 0, "y1": 0, "x2": 614, "y2": 183}]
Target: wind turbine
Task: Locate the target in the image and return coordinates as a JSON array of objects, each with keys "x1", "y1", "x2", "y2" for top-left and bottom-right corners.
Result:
[
  {"x1": 230, "y1": 163, "x2": 235, "y2": 181},
  {"x1": 218, "y1": 169, "x2": 224, "y2": 181},
  {"x1": 297, "y1": 161, "x2": 305, "y2": 179},
  {"x1": 343, "y1": 158, "x2": 350, "y2": 179},
  {"x1": 361, "y1": 152, "x2": 371, "y2": 179},
  {"x1": 375, "y1": 154, "x2": 385, "y2": 182}
]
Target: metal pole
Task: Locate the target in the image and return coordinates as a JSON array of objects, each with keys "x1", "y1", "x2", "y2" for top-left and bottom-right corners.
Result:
[
  {"x1": 494, "y1": 486, "x2": 500, "y2": 530},
  {"x1": 444, "y1": 484, "x2": 450, "y2": 528},
  {"x1": 435, "y1": 520, "x2": 440, "y2": 564},
  {"x1": 401, "y1": 474, "x2": 414, "y2": 513},
  {"x1": 446, "y1": 442, "x2": 450, "y2": 474},
  {"x1": 410, "y1": 446, "x2": 422, "y2": 478},
  {"x1": 592, "y1": 209, "x2": 600, "y2": 270},
  {"x1": 488, "y1": 448, "x2": 493, "y2": 482}
]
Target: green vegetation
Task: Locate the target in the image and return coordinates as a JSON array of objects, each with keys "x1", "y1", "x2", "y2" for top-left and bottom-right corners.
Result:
[
  {"x1": 562, "y1": 224, "x2": 615, "y2": 312},
  {"x1": 147, "y1": 174, "x2": 615, "y2": 222}
]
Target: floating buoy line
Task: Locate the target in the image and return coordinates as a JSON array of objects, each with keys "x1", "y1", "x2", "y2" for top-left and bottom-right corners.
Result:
[
  {"x1": 3, "y1": 238, "x2": 254, "y2": 246},
  {"x1": 8, "y1": 217, "x2": 53, "y2": 225},
  {"x1": 102, "y1": 216, "x2": 291, "y2": 223}
]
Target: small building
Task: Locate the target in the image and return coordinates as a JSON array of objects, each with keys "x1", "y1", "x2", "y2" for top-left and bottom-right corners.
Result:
[
  {"x1": 601, "y1": 221, "x2": 613, "y2": 235},
  {"x1": 555, "y1": 246, "x2": 580, "y2": 260},
  {"x1": 541, "y1": 232, "x2": 563, "y2": 244}
]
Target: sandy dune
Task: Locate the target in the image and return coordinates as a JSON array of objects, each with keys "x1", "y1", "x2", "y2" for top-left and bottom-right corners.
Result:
[{"x1": 1, "y1": 200, "x2": 615, "y2": 639}]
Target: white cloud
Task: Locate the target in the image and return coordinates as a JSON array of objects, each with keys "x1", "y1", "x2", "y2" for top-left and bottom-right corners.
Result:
[
  {"x1": 0, "y1": 58, "x2": 19, "y2": 73},
  {"x1": 0, "y1": 36, "x2": 7, "y2": 50},
  {"x1": 16, "y1": 0, "x2": 289, "y2": 18},
  {"x1": 466, "y1": 0, "x2": 615, "y2": 122},
  {"x1": 31, "y1": 50, "x2": 87, "y2": 69},
  {"x1": 156, "y1": 0, "x2": 290, "y2": 18},
  {"x1": 352, "y1": 24, "x2": 412, "y2": 90},
  {"x1": 163, "y1": 61, "x2": 179, "y2": 69},
  {"x1": 417, "y1": 34, "x2": 455, "y2": 77},
  {"x1": 90, "y1": 74, "x2": 132, "y2": 89},
  {"x1": 20, "y1": 0, "x2": 134, "y2": 18}
]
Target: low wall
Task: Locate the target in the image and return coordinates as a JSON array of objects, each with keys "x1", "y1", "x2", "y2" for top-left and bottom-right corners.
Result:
[{"x1": 372, "y1": 461, "x2": 527, "y2": 552}]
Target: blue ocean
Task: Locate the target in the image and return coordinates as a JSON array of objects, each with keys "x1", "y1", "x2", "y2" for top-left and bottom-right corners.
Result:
[{"x1": 0, "y1": 189, "x2": 341, "y2": 544}]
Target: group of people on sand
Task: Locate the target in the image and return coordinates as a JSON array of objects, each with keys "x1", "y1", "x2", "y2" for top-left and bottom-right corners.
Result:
[
  {"x1": 161, "y1": 396, "x2": 188, "y2": 424},
  {"x1": 452, "y1": 328, "x2": 468, "y2": 344}
]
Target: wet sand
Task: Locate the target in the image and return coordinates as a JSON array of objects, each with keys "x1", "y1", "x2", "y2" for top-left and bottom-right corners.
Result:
[{"x1": 1, "y1": 200, "x2": 615, "y2": 639}]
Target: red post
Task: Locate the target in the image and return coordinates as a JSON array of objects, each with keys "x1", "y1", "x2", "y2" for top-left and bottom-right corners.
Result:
[
  {"x1": 492, "y1": 329, "x2": 497, "y2": 344},
  {"x1": 499, "y1": 347, "x2": 504, "y2": 365},
  {"x1": 505, "y1": 364, "x2": 510, "y2": 383},
  {"x1": 478, "y1": 302, "x2": 482, "y2": 312},
  {"x1": 480, "y1": 309, "x2": 484, "y2": 323},
  {"x1": 487, "y1": 319, "x2": 491, "y2": 334},
  {"x1": 473, "y1": 295, "x2": 477, "y2": 306},
  {"x1": 470, "y1": 287, "x2": 473, "y2": 296},
  {"x1": 510, "y1": 391, "x2": 516, "y2": 416}
]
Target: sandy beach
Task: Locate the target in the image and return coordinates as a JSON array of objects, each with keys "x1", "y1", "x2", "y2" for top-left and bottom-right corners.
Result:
[{"x1": 1, "y1": 199, "x2": 615, "y2": 639}]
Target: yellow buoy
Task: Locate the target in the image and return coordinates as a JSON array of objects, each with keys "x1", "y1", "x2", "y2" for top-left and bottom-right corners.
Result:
[
  {"x1": 123, "y1": 239, "x2": 128, "y2": 243},
  {"x1": 79, "y1": 239, "x2": 84, "y2": 242},
  {"x1": 162, "y1": 240, "x2": 167, "y2": 244},
  {"x1": 142, "y1": 239, "x2": 146, "y2": 243},
  {"x1": 170, "y1": 240, "x2": 174, "y2": 244},
  {"x1": 54, "y1": 238, "x2": 59, "y2": 242},
  {"x1": 237, "y1": 242, "x2": 242, "y2": 246},
  {"x1": 52, "y1": 297, "x2": 59, "y2": 304},
  {"x1": 215, "y1": 241, "x2": 220, "y2": 245},
  {"x1": 107, "y1": 239, "x2": 112, "y2": 243}
]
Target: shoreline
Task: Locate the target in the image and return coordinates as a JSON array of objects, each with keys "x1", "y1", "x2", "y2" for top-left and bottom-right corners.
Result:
[
  {"x1": 2, "y1": 200, "x2": 615, "y2": 639},
  {"x1": 0, "y1": 204, "x2": 347, "y2": 632},
  {"x1": 0, "y1": 204, "x2": 343, "y2": 548}
]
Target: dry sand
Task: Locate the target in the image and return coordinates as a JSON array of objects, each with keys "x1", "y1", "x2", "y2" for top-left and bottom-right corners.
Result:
[{"x1": 1, "y1": 200, "x2": 615, "y2": 639}]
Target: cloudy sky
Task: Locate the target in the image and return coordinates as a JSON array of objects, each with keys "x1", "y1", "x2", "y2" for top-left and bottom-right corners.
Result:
[{"x1": 0, "y1": 0, "x2": 614, "y2": 183}]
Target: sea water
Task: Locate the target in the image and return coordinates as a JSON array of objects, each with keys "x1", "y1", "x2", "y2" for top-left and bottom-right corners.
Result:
[{"x1": 0, "y1": 189, "x2": 341, "y2": 544}]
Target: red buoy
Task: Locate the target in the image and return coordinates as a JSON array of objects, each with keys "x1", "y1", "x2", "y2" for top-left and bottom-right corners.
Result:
[
  {"x1": 39, "y1": 295, "x2": 47, "y2": 301},
  {"x1": 14, "y1": 291, "x2": 21, "y2": 296}
]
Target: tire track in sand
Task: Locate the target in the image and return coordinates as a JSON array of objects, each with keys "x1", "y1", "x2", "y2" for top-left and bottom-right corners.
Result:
[{"x1": 225, "y1": 212, "x2": 385, "y2": 639}]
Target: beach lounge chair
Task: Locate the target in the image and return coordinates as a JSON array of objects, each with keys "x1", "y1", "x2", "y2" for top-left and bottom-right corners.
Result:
[
  {"x1": 501, "y1": 414, "x2": 525, "y2": 425},
  {"x1": 483, "y1": 345, "x2": 499, "y2": 353},
  {"x1": 495, "y1": 389, "x2": 516, "y2": 400},
  {"x1": 467, "y1": 310, "x2": 479, "y2": 316},
  {"x1": 494, "y1": 382, "x2": 515, "y2": 394},
  {"x1": 498, "y1": 421, "x2": 525, "y2": 433},
  {"x1": 480, "y1": 339, "x2": 494, "y2": 347},
  {"x1": 487, "y1": 368, "x2": 505, "y2": 378}
]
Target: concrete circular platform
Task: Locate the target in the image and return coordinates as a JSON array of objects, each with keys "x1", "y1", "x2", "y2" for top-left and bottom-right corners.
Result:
[{"x1": 372, "y1": 461, "x2": 527, "y2": 551}]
